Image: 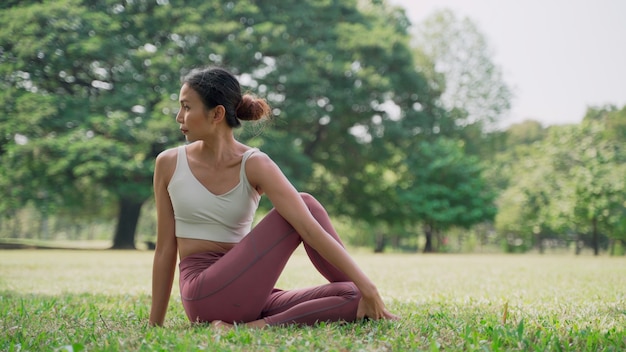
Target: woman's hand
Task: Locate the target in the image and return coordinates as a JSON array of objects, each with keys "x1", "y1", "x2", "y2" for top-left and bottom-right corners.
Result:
[{"x1": 356, "y1": 285, "x2": 399, "y2": 321}]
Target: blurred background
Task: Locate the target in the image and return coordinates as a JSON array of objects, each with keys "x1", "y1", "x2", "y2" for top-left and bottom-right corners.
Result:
[{"x1": 1, "y1": 0, "x2": 624, "y2": 255}]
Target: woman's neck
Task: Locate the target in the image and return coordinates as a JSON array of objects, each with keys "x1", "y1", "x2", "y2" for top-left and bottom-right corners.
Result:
[{"x1": 194, "y1": 133, "x2": 244, "y2": 164}]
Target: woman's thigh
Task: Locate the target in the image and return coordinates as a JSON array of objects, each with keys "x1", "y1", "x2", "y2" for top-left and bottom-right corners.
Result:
[{"x1": 180, "y1": 208, "x2": 301, "y2": 323}]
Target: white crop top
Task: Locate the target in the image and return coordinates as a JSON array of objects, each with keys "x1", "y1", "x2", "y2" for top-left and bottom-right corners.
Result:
[{"x1": 167, "y1": 146, "x2": 261, "y2": 243}]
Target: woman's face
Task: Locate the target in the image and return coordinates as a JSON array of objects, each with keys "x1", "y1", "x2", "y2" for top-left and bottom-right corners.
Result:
[{"x1": 176, "y1": 83, "x2": 214, "y2": 142}]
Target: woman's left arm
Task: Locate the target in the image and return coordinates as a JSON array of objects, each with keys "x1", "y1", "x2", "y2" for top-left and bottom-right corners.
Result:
[{"x1": 247, "y1": 153, "x2": 394, "y2": 320}]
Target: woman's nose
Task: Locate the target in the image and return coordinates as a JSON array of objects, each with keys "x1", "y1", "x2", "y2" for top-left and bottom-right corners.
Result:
[{"x1": 175, "y1": 109, "x2": 183, "y2": 123}]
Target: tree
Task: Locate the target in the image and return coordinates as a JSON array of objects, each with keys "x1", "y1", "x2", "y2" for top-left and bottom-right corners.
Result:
[
  {"x1": 494, "y1": 115, "x2": 626, "y2": 255},
  {"x1": 1, "y1": 0, "x2": 202, "y2": 247},
  {"x1": 395, "y1": 138, "x2": 497, "y2": 252},
  {"x1": 241, "y1": 1, "x2": 439, "y2": 213},
  {"x1": 586, "y1": 105, "x2": 626, "y2": 254},
  {"x1": 563, "y1": 119, "x2": 626, "y2": 255},
  {"x1": 411, "y1": 9, "x2": 512, "y2": 163},
  {"x1": 505, "y1": 120, "x2": 546, "y2": 148},
  {"x1": 0, "y1": 0, "x2": 437, "y2": 247},
  {"x1": 493, "y1": 144, "x2": 561, "y2": 253}
]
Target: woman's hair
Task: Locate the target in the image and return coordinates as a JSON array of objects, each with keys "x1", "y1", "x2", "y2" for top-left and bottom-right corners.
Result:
[{"x1": 182, "y1": 67, "x2": 271, "y2": 128}]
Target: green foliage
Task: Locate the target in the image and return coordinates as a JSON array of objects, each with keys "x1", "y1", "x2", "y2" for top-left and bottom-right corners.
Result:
[
  {"x1": 10, "y1": 0, "x2": 623, "y2": 256},
  {"x1": 0, "y1": 0, "x2": 444, "y2": 247},
  {"x1": 0, "y1": 0, "x2": 193, "y2": 245},
  {"x1": 493, "y1": 106, "x2": 626, "y2": 253},
  {"x1": 504, "y1": 120, "x2": 547, "y2": 148},
  {"x1": 397, "y1": 138, "x2": 497, "y2": 231}
]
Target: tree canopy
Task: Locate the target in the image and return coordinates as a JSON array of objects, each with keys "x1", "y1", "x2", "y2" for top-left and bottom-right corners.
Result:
[
  {"x1": 0, "y1": 0, "x2": 449, "y2": 248},
  {"x1": 492, "y1": 106, "x2": 626, "y2": 254}
]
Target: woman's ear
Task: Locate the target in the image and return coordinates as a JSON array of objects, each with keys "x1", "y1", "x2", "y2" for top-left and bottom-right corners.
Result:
[{"x1": 211, "y1": 105, "x2": 226, "y2": 124}]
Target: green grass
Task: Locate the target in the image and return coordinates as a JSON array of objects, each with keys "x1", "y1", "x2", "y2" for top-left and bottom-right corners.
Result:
[{"x1": 1, "y1": 249, "x2": 625, "y2": 351}]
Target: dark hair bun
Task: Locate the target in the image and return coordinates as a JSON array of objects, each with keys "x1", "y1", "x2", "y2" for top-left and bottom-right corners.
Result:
[{"x1": 236, "y1": 94, "x2": 271, "y2": 121}]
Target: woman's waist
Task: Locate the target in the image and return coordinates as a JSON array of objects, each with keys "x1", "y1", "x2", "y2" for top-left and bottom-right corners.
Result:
[
  {"x1": 174, "y1": 215, "x2": 252, "y2": 243},
  {"x1": 178, "y1": 237, "x2": 236, "y2": 260}
]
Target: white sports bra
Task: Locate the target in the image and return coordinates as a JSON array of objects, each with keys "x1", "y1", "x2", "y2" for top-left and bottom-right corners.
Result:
[{"x1": 167, "y1": 146, "x2": 261, "y2": 243}]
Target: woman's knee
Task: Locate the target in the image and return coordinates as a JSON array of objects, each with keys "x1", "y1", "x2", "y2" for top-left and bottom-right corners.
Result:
[
  {"x1": 299, "y1": 192, "x2": 316, "y2": 204},
  {"x1": 299, "y1": 193, "x2": 326, "y2": 213},
  {"x1": 352, "y1": 283, "x2": 362, "y2": 301},
  {"x1": 329, "y1": 281, "x2": 361, "y2": 301}
]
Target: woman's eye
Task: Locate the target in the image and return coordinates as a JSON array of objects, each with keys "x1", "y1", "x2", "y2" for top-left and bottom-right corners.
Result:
[{"x1": 183, "y1": 105, "x2": 190, "y2": 111}]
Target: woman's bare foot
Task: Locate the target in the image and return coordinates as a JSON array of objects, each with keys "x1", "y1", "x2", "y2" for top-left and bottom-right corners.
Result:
[
  {"x1": 211, "y1": 319, "x2": 268, "y2": 331},
  {"x1": 211, "y1": 320, "x2": 234, "y2": 332}
]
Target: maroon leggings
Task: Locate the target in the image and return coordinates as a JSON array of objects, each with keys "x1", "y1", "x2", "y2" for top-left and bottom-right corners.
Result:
[{"x1": 178, "y1": 193, "x2": 361, "y2": 326}]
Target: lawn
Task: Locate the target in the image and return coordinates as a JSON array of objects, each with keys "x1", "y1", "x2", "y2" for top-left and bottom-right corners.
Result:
[{"x1": 1, "y1": 248, "x2": 625, "y2": 351}]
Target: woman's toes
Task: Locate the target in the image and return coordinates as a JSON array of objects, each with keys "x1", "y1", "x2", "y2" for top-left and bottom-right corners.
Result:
[{"x1": 211, "y1": 320, "x2": 234, "y2": 331}]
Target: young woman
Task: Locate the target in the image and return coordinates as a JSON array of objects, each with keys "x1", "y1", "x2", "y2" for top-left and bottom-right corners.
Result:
[{"x1": 149, "y1": 67, "x2": 397, "y2": 328}]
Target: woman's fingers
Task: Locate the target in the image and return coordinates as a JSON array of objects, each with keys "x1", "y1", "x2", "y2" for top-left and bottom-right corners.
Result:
[
  {"x1": 357, "y1": 298, "x2": 398, "y2": 321},
  {"x1": 384, "y1": 309, "x2": 400, "y2": 320}
]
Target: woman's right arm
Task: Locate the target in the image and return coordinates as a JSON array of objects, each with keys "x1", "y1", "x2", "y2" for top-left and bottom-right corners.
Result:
[{"x1": 149, "y1": 150, "x2": 178, "y2": 327}]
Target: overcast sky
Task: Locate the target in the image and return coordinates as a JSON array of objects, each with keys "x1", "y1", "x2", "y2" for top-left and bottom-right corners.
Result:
[{"x1": 388, "y1": 0, "x2": 626, "y2": 127}]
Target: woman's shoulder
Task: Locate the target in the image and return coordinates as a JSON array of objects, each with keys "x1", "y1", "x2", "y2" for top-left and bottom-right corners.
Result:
[
  {"x1": 156, "y1": 146, "x2": 181, "y2": 162},
  {"x1": 245, "y1": 149, "x2": 282, "y2": 178},
  {"x1": 154, "y1": 146, "x2": 182, "y2": 178},
  {"x1": 246, "y1": 147, "x2": 271, "y2": 164}
]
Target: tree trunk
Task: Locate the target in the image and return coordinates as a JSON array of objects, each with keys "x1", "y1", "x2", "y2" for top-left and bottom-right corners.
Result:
[
  {"x1": 536, "y1": 233, "x2": 544, "y2": 254},
  {"x1": 40, "y1": 214, "x2": 50, "y2": 240},
  {"x1": 608, "y1": 239, "x2": 615, "y2": 256},
  {"x1": 591, "y1": 216, "x2": 599, "y2": 256},
  {"x1": 374, "y1": 232, "x2": 386, "y2": 253},
  {"x1": 434, "y1": 231, "x2": 442, "y2": 252},
  {"x1": 9, "y1": 211, "x2": 21, "y2": 238},
  {"x1": 423, "y1": 224, "x2": 434, "y2": 253},
  {"x1": 111, "y1": 197, "x2": 144, "y2": 249}
]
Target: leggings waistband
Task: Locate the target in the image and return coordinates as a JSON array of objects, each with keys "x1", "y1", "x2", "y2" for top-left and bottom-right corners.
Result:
[{"x1": 179, "y1": 251, "x2": 226, "y2": 281}]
